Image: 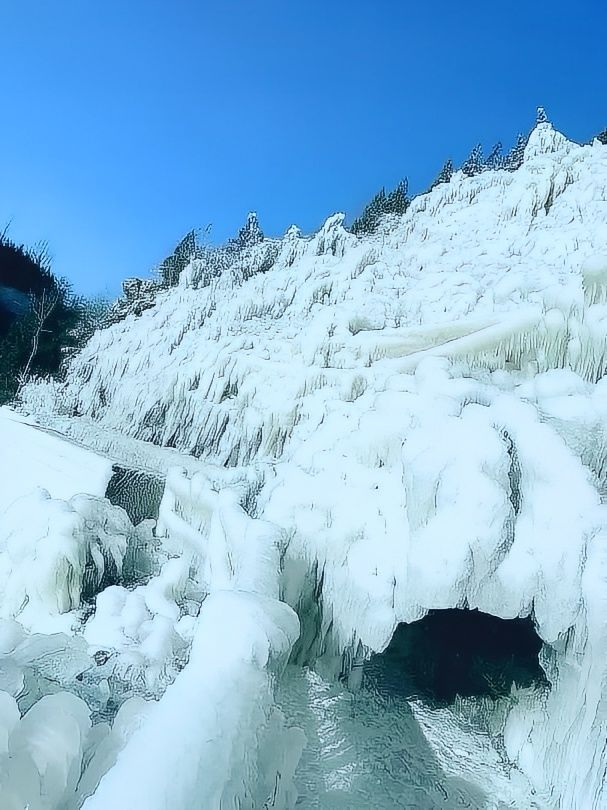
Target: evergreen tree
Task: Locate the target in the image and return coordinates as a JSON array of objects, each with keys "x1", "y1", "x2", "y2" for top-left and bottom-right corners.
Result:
[
  {"x1": 485, "y1": 142, "x2": 503, "y2": 171},
  {"x1": 236, "y1": 212, "x2": 264, "y2": 248},
  {"x1": 461, "y1": 144, "x2": 484, "y2": 177},
  {"x1": 369, "y1": 188, "x2": 387, "y2": 218},
  {"x1": 430, "y1": 159, "x2": 454, "y2": 189},
  {"x1": 503, "y1": 133, "x2": 529, "y2": 171},
  {"x1": 384, "y1": 178, "x2": 409, "y2": 216},
  {"x1": 351, "y1": 179, "x2": 410, "y2": 236},
  {"x1": 350, "y1": 188, "x2": 386, "y2": 235}
]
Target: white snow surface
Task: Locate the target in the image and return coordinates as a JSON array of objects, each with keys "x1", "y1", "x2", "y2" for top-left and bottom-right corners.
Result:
[
  {"x1": 0, "y1": 407, "x2": 112, "y2": 512},
  {"x1": 7, "y1": 123, "x2": 607, "y2": 807}
]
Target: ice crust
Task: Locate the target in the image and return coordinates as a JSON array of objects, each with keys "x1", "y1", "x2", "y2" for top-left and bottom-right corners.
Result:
[{"x1": 5, "y1": 123, "x2": 607, "y2": 807}]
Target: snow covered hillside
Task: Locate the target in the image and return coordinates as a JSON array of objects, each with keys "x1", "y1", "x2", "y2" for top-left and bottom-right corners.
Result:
[{"x1": 5, "y1": 121, "x2": 607, "y2": 808}]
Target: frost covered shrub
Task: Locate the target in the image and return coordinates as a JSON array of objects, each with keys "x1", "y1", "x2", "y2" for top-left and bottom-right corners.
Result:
[
  {"x1": 18, "y1": 375, "x2": 66, "y2": 417},
  {"x1": 186, "y1": 243, "x2": 237, "y2": 288}
]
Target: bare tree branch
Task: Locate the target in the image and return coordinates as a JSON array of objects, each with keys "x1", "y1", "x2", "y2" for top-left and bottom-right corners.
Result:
[{"x1": 17, "y1": 286, "x2": 61, "y2": 393}]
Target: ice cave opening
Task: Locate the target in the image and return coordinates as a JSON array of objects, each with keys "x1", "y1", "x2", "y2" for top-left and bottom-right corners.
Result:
[
  {"x1": 365, "y1": 608, "x2": 549, "y2": 706},
  {"x1": 277, "y1": 606, "x2": 553, "y2": 808},
  {"x1": 105, "y1": 464, "x2": 164, "y2": 524}
]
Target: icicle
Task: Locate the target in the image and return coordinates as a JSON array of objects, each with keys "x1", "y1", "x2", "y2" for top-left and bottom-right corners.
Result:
[{"x1": 582, "y1": 254, "x2": 607, "y2": 307}]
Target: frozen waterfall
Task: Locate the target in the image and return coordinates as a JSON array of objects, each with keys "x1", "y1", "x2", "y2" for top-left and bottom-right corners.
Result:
[{"x1": 2, "y1": 122, "x2": 607, "y2": 807}]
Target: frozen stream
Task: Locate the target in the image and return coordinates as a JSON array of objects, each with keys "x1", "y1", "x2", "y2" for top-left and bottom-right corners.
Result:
[{"x1": 276, "y1": 664, "x2": 547, "y2": 809}]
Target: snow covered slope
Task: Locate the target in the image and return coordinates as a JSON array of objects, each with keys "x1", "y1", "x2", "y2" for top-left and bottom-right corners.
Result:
[
  {"x1": 14, "y1": 122, "x2": 607, "y2": 808},
  {"x1": 0, "y1": 407, "x2": 112, "y2": 512},
  {"x1": 26, "y1": 124, "x2": 607, "y2": 453}
]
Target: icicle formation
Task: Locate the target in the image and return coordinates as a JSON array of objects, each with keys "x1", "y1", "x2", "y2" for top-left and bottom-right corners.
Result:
[
  {"x1": 582, "y1": 253, "x2": 607, "y2": 306},
  {"x1": 21, "y1": 118, "x2": 607, "y2": 470},
  {"x1": 0, "y1": 489, "x2": 153, "y2": 628}
]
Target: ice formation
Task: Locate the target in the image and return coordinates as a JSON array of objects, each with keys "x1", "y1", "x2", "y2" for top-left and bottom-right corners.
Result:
[
  {"x1": 0, "y1": 488, "x2": 154, "y2": 630},
  {"x1": 83, "y1": 592, "x2": 303, "y2": 810},
  {"x1": 3, "y1": 121, "x2": 607, "y2": 807}
]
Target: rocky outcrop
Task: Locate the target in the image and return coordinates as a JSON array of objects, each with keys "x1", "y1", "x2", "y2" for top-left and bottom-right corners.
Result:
[{"x1": 107, "y1": 277, "x2": 162, "y2": 323}]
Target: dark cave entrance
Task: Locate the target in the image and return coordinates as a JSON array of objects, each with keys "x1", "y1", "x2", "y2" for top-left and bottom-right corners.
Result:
[{"x1": 366, "y1": 609, "x2": 548, "y2": 705}]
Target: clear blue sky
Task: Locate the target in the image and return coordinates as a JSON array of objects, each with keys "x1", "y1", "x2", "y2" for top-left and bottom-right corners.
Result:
[{"x1": 0, "y1": 0, "x2": 605, "y2": 296}]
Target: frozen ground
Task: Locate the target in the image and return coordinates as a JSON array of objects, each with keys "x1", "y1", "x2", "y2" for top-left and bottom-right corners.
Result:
[{"x1": 276, "y1": 665, "x2": 545, "y2": 809}]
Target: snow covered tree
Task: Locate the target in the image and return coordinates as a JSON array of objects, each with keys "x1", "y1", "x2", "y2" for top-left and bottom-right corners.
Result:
[
  {"x1": 430, "y1": 159, "x2": 454, "y2": 189},
  {"x1": 503, "y1": 133, "x2": 529, "y2": 171},
  {"x1": 485, "y1": 142, "x2": 503, "y2": 171},
  {"x1": 461, "y1": 144, "x2": 484, "y2": 177},
  {"x1": 236, "y1": 212, "x2": 264, "y2": 248},
  {"x1": 536, "y1": 106, "x2": 548, "y2": 125}
]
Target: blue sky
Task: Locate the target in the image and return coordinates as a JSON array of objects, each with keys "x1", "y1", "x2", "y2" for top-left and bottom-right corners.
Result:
[{"x1": 0, "y1": 0, "x2": 605, "y2": 296}]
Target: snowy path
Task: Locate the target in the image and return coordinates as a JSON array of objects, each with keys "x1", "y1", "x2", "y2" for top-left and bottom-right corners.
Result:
[
  {"x1": 276, "y1": 666, "x2": 545, "y2": 810},
  {"x1": 19, "y1": 410, "x2": 226, "y2": 480},
  {"x1": 0, "y1": 406, "x2": 112, "y2": 511}
]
